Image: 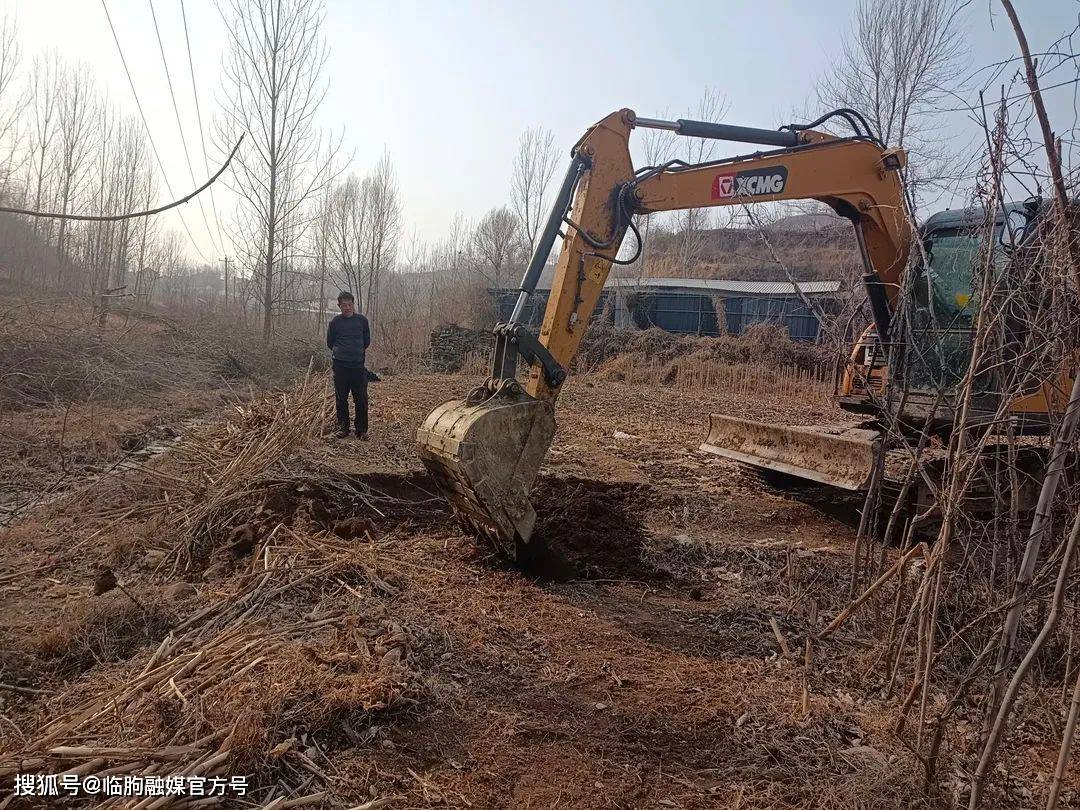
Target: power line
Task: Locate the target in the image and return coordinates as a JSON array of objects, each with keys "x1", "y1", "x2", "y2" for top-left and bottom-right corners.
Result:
[
  {"x1": 148, "y1": 0, "x2": 221, "y2": 255},
  {"x1": 100, "y1": 0, "x2": 209, "y2": 263},
  {"x1": 0, "y1": 135, "x2": 244, "y2": 220},
  {"x1": 180, "y1": 0, "x2": 227, "y2": 256}
]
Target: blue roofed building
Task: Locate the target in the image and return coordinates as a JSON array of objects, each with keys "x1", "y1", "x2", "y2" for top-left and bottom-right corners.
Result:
[{"x1": 491, "y1": 276, "x2": 843, "y2": 342}]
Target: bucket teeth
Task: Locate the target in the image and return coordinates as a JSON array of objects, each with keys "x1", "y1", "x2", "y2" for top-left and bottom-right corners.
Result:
[
  {"x1": 416, "y1": 389, "x2": 555, "y2": 558},
  {"x1": 701, "y1": 414, "x2": 880, "y2": 491}
]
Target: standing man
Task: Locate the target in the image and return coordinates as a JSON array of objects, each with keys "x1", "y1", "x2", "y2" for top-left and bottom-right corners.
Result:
[{"x1": 326, "y1": 291, "x2": 371, "y2": 439}]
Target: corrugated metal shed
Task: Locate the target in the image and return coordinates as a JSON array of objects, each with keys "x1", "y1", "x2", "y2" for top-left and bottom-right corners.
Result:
[
  {"x1": 529, "y1": 265, "x2": 842, "y2": 296},
  {"x1": 491, "y1": 275, "x2": 843, "y2": 342}
]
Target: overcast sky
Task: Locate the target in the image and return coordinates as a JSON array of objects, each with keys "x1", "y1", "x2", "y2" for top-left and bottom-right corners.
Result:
[{"x1": 8, "y1": 0, "x2": 1080, "y2": 264}]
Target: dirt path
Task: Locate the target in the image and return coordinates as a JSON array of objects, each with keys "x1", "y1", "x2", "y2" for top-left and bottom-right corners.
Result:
[{"x1": 0, "y1": 373, "x2": 1059, "y2": 808}]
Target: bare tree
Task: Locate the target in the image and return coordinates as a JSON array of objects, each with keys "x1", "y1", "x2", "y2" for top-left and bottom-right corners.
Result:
[
  {"x1": 672, "y1": 89, "x2": 728, "y2": 276},
  {"x1": 309, "y1": 175, "x2": 333, "y2": 332},
  {"x1": 818, "y1": 0, "x2": 968, "y2": 192},
  {"x1": 388, "y1": 229, "x2": 433, "y2": 349},
  {"x1": 472, "y1": 205, "x2": 522, "y2": 289},
  {"x1": 54, "y1": 63, "x2": 97, "y2": 285},
  {"x1": 432, "y1": 212, "x2": 489, "y2": 327},
  {"x1": 629, "y1": 109, "x2": 678, "y2": 279},
  {"x1": 155, "y1": 229, "x2": 189, "y2": 302},
  {"x1": 325, "y1": 173, "x2": 368, "y2": 302},
  {"x1": 511, "y1": 126, "x2": 559, "y2": 258},
  {"x1": 362, "y1": 151, "x2": 400, "y2": 330},
  {"x1": 134, "y1": 169, "x2": 159, "y2": 301},
  {"x1": 0, "y1": 13, "x2": 25, "y2": 199},
  {"x1": 216, "y1": 0, "x2": 335, "y2": 340},
  {"x1": 26, "y1": 51, "x2": 61, "y2": 249},
  {"x1": 84, "y1": 106, "x2": 119, "y2": 295},
  {"x1": 110, "y1": 118, "x2": 153, "y2": 290}
]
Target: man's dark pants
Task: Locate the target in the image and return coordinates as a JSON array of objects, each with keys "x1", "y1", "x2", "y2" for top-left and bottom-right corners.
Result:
[{"x1": 333, "y1": 362, "x2": 368, "y2": 434}]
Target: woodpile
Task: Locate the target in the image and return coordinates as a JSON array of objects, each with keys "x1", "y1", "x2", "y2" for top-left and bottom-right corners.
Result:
[{"x1": 423, "y1": 324, "x2": 492, "y2": 373}]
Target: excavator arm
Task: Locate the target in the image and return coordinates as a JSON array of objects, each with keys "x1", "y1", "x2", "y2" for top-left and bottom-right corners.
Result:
[
  {"x1": 417, "y1": 108, "x2": 912, "y2": 557},
  {"x1": 528, "y1": 109, "x2": 910, "y2": 403}
]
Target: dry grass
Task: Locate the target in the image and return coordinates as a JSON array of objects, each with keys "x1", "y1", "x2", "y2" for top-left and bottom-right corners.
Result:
[
  {"x1": 578, "y1": 323, "x2": 834, "y2": 373},
  {"x1": 56, "y1": 366, "x2": 337, "y2": 575},
  {"x1": 0, "y1": 294, "x2": 327, "y2": 526},
  {"x1": 599, "y1": 355, "x2": 835, "y2": 407},
  {"x1": 0, "y1": 295, "x2": 323, "y2": 412},
  {"x1": 460, "y1": 323, "x2": 837, "y2": 409}
]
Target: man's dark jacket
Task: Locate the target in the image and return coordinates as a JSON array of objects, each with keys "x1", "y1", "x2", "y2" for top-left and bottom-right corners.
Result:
[{"x1": 326, "y1": 313, "x2": 371, "y2": 368}]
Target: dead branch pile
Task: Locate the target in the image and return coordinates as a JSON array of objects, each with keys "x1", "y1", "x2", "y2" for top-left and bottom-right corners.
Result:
[
  {"x1": 130, "y1": 367, "x2": 334, "y2": 573},
  {"x1": 422, "y1": 324, "x2": 493, "y2": 373},
  {"x1": 0, "y1": 525, "x2": 428, "y2": 808}
]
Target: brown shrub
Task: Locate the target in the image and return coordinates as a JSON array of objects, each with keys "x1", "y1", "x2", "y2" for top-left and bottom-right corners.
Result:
[{"x1": 577, "y1": 323, "x2": 833, "y2": 375}]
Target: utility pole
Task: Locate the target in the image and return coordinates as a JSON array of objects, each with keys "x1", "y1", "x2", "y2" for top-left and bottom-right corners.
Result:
[{"x1": 221, "y1": 256, "x2": 230, "y2": 308}]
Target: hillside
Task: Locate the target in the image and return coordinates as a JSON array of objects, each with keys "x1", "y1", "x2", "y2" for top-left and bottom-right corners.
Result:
[{"x1": 636, "y1": 215, "x2": 859, "y2": 283}]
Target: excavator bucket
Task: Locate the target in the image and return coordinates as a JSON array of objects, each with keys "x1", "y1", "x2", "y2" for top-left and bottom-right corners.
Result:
[
  {"x1": 416, "y1": 386, "x2": 556, "y2": 559},
  {"x1": 701, "y1": 415, "x2": 881, "y2": 491}
]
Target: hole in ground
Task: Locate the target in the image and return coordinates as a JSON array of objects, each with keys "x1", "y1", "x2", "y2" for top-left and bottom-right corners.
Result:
[
  {"x1": 520, "y1": 476, "x2": 664, "y2": 583},
  {"x1": 256, "y1": 470, "x2": 450, "y2": 535}
]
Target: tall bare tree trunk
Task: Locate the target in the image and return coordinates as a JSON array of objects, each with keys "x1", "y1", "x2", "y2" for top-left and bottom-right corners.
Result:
[
  {"x1": 264, "y1": 61, "x2": 278, "y2": 341},
  {"x1": 216, "y1": 0, "x2": 336, "y2": 343}
]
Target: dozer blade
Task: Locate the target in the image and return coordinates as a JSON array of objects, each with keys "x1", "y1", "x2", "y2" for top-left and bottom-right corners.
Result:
[
  {"x1": 416, "y1": 385, "x2": 555, "y2": 559},
  {"x1": 701, "y1": 414, "x2": 881, "y2": 491}
]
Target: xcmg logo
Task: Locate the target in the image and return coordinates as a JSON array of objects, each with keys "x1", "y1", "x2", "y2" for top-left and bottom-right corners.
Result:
[{"x1": 711, "y1": 166, "x2": 789, "y2": 199}]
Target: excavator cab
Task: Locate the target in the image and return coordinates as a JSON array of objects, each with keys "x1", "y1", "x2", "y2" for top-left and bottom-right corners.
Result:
[
  {"x1": 884, "y1": 202, "x2": 1039, "y2": 428},
  {"x1": 705, "y1": 199, "x2": 1047, "y2": 485},
  {"x1": 900, "y1": 208, "x2": 1004, "y2": 421}
]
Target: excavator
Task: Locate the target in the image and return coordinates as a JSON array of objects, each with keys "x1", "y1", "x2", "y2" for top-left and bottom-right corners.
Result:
[{"x1": 416, "y1": 107, "x2": 1066, "y2": 559}]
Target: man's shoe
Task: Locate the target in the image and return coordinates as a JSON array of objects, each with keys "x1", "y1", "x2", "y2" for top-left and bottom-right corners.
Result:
[
  {"x1": 356, "y1": 432, "x2": 369, "y2": 441},
  {"x1": 334, "y1": 425, "x2": 350, "y2": 438}
]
